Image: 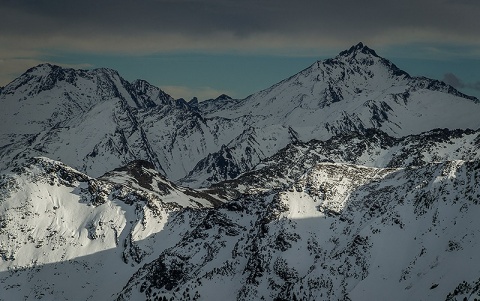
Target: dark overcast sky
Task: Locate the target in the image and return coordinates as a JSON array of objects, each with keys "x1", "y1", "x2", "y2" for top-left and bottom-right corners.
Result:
[{"x1": 1, "y1": 0, "x2": 479, "y2": 99}]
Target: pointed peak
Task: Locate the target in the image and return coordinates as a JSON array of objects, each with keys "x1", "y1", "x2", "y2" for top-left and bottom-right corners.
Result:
[
  {"x1": 131, "y1": 79, "x2": 160, "y2": 94},
  {"x1": 34, "y1": 62, "x2": 56, "y2": 69},
  {"x1": 188, "y1": 97, "x2": 199, "y2": 106},
  {"x1": 34, "y1": 62, "x2": 57, "y2": 69},
  {"x1": 214, "y1": 94, "x2": 232, "y2": 101},
  {"x1": 338, "y1": 42, "x2": 378, "y2": 58},
  {"x1": 25, "y1": 63, "x2": 63, "y2": 75}
]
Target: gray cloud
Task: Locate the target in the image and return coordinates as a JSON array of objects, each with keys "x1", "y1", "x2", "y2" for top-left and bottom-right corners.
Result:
[
  {"x1": 443, "y1": 73, "x2": 480, "y2": 92},
  {"x1": 443, "y1": 73, "x2": 465, "y2": 89},
  {"x1": 472, "y1": 82, "x2": 480, "y2": 91},
  {"x1": 468, "y1": 82, "x2": 480, "y2": 91},
  {"x1": 1, "y1": 0, "x2": 480, "y2": 51}
]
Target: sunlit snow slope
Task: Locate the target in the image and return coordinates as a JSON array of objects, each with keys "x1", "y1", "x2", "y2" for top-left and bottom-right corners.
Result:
[{"x1": 0, "y1": 158, "x2": 219, "y2": 300}]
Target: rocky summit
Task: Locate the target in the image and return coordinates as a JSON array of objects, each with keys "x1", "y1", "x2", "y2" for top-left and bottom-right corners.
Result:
[{"x1": 0, "y1": 43, "x2": 479, "y2": 301}]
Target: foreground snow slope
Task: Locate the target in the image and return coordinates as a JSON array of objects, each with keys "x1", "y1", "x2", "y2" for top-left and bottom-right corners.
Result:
[
  {"x1": 2, "y1": 156, "x2": 478, "y2": 301},
  {"x1": 0, "y1": 158, "x2": 219, "y2": 300},
  {"x1": 118, "y1": 160, "x2": 480, "y2": 301}
]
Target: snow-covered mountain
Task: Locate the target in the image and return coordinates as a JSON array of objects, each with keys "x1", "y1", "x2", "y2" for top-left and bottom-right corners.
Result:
[
  {"x1": 2, "y1": 156, "x2": 479, "y2": 300},
  {"x1": 0, "y1": 157, "x2": 220, "y2": 300},
  {"x1": 1, "y1": 43, "x2": 480, "y2": 300},
  {"x1": 185, "y1": 43, "x2": 480, "y2": 185},
  {"x1": 119, "y1": 159, "x2": 480, "y2": 301},
  {"x1": 0, "y1": 64, "x2": 245, "y2": 180},
  {"x1": 201, "y1": 128, "x2": 480, "y2": 196},
  {"x1": 1, "y1": 43, "x2": 479, "y2": 185}
]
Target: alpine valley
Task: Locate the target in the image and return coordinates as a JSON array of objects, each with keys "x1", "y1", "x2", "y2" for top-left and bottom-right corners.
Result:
[{"x1": 1, "y1": 43, "x2": 479, "y2": 301}]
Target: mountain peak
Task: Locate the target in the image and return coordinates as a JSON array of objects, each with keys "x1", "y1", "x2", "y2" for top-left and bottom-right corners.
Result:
[
  {"x1": 318, "y1": 42, "x2": 410, "y2": 80},
  {"x1": 214, "y1": 94, "x2": 232, "y2": 101},
  {"x1": 338, "y1": 42, "x2": 379, "y2": 58},
  {"x1": 25, "y1": 63, "x2": 64, "y2": 76},
  {"x1": 188, "y1": 97, "x2": 199, "y2": 108}
]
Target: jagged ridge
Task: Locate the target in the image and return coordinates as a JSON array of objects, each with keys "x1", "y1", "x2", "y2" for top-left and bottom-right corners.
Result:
[{"x1": 2, "y1": 43, "x2": 479, "y2": 186}]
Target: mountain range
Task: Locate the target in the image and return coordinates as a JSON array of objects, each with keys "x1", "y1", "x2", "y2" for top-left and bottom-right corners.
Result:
[{"x1": 0, "y1": 43, "x2": 479, "y2": 300}]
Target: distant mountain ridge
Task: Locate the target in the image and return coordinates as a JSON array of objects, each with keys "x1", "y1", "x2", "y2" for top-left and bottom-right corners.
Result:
[
  {"x1": 1, "y1": 43, "x2": 478, "y2": 186},
  {"x1": 183, "y1": 43, "x2": 480, "y2": 186},
  {"x1": 0, "y1": 63, "x2": 244, "y2": 179}
]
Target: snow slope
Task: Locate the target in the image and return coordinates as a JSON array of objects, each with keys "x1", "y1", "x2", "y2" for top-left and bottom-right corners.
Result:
[
  {"x1": 118, "y1": 160, "x2": 480, "y2": 301},
  {"x1": 185, "y1": 43, "x2": 480, "y2": 185},
  {"x1": 2, "y1": 157, "x2": 479, "y2": 300},
  {"x1": 203, "y1": 128, "x2": 480, "y2": 195},
  {"x1": 0, "y1": 64, "x2": 244, "y2": 180},
  {"x1": 201, "y1": 43, "x2": 478, "y2": 139},
  {"x1": 0, "y1": 158, "x2": 220, "y2": 300}
]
